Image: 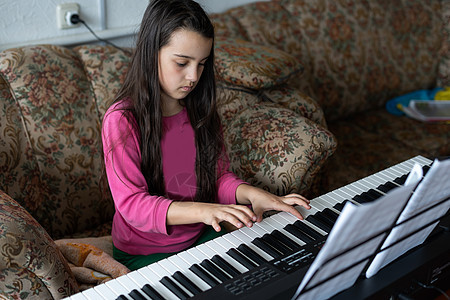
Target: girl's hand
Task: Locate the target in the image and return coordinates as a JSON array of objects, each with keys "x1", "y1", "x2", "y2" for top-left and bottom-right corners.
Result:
[
  {"x1": 167, "y1": 201, "x2": 257, "y2": 232},
  {"x1": 199, "y1": 203, "x2": 257, "y2": 232},
  {"x1": 236, "y1": 184, "x2": 310, "y2": 222}
]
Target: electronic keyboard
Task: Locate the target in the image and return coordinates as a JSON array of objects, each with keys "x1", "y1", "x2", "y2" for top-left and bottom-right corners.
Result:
[{"x1": 67, "y1": 155, "x2": 446, "y2": 300}]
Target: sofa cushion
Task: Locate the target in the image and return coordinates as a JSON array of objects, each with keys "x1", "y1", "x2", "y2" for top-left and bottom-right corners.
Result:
[
  {"x1": 0, "y1": 45, "x2": 114, "y2": 238},
  {"x1": 223, "y1": 104, "x2": 336, "y2": 195},
  {"x1": 260, "y1": 86, "x2": 327, "y2": 128},
  {"x1": 213, "y1": 1, "x2": 303, "y2": 55},
  {"x1": 74, "y1": 45, "x2": 132, "y2": 120},
  {"x1": 214, "y1": 38, "x2": 303, "y2": 89}
]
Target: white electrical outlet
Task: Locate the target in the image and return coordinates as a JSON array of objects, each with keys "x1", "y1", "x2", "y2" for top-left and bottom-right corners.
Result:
[{"x1": 56, "y1": 3, "x2": 80, "y2": 29}]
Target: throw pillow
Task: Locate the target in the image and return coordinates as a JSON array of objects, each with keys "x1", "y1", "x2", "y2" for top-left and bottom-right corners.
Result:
[{"x1": 214, "y1": 38, "x2": 303, "y2": 89}]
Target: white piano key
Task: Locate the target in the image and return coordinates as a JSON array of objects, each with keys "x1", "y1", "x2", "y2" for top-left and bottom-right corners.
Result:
[
  {"x1": 186, "y1": 247, "x2": 209, "y2": 264},
  {"x1": 212, "y1": 237, "x2": 249, "y2": 273},
  {"x1": 138, "y1": 266, "x2": 178, "y2": 300},
  {"x1": 394, "y1": 161, "x2": 412, "y2": 173},
  {"x1": 325, "y1": 190, "x2": 347, "y2": 202},
  {"x1": 67, "y1": 292, "x2": 89, "y2": 300},
  {"x1": 313, "y1": 197, "x2": 341, "y2": 214},
  {"x1": 73, "y1": 288, "x2": 103, "y2": 300},
  {"x1": 320, "y1": 194, "x2": 342, "y2": 207},
  {"x1": 339, "y1": 185, "x2": 360, "y2": 198},
  {"x1": 332, "y1": 189, "x2": 359, "y2": 205},
  {"x1": 362, "y1": 174, "x2": 387, "y2": 187},
  {"x1": 92, "y1": 282, "x2": 118, "y2": 300},
  {"x1": 333, "y1": 186, "x2": 355, "y2": 199},
  {"x1": 241, "y1": 223, "x2": 266, "y2": 237},
  {"x1": 310, "y1": 201, "x2": 329, "y2": 212},
  {"x1": 373, "y1": 172, "x2": 395, "y2": 184},
  {"x1": 167, "y1": 255, "x2": 210, "y2": 291},
  {"x1": 105, "y1": 277, "x2": 133, "y2": 299},
  {"x1": 115, "y1": 275, "x2": 149, "y2": 298},
  {"x1": 126, "y1": 271, "x2": 155, "y2": 299},
  {"x1": 383, "y1": 167, "x2": 403, "y2": 178}
]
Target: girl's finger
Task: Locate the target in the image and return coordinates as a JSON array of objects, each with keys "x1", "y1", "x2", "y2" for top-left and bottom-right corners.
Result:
[
  {"x1": 284, "y1": 193, "x2": 310, "y2": 203},
  {"x1": 211, "y1": 220, "x2": 222, "y2": 232}
]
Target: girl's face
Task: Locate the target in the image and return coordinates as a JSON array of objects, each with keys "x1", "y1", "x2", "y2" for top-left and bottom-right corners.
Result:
[{"x1": 158, "y1": 28, "x2": 213, "y2": 104}]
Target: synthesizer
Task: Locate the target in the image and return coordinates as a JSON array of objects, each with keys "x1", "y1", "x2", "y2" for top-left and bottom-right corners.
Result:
[{"x1": 67, "y1": 155, "x2": 449, "y2": 300}]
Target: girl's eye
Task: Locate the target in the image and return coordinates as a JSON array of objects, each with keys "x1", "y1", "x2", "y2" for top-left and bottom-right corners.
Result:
[{"x1": 176, "y1": 62, "x2": 187, "y2": 67}]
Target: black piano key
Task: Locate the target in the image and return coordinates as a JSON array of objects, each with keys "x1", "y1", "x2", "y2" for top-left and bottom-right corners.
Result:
[
  {"x1": 252, "y1": 237, "x2": 282, "y2": 258},
  {"x1": 377, "y1": 181, "x2": 397, "y2": 193},
  {"x1": 142, "y1": 284, "x2": 165, "y2": 300},
  {"x1": 367, "y1": 189, "x2": 383, "y2": 200},
  {"x1": 211, "y1": 255, "x2": 241, "y2": 277},
  {"x1": 322, "y1": 208, "x2": 339, "y2": 221},
  {"x1": 116, "y1": 296, "x2": 129, "y2": 300},
  {"x1": 160, "y1": 276, "x2": 190, "y2": 299},
  {"x1": 263, "y1": 232, "x2": 294, "y2": 253},
  {"x1": 333, "y1": 202, "x2": 345, "y2": 212},
  {"x1": 173, "y1": 271, "x2": 203, "y2": 296},
  {"x1": 314, "y1": 212, "x2": 335, "y2": 228},
  {"x1": 238, "y1": 244, "x2": 267, "y2": 265},
  {"x1": 394, "y1": 174, "x2": 408, "y2": 185},
  {"x1": 422, "y1": 165, "x2": 430, "y2": 175},
  {"x1": 352, "y1": 194, "x2": 371, "y2": 204},
  {"x1": 284, "y1": 224, "x2": 315, "y2": 244},
  {"x1": 190, "y1": 264, "x2": 220, "y2": 287},
  {"x1": 227, "y1": 248, "x2": 259, "y2": 270},
  {"x1": 262, "y1": 233, "x2": 291, "y2": 254},
  {"x1": 201, "y1": 259, "x2": 231, "y2": 282},
  {"x1": 306, "y1": 215, "x2": 332, "y2": 233},
  {"x1": 293, "y1": 220, "x2": 323, "y2": 240},
  {"x1": 272, "y1": 229, "x2": 301, "y2": 250},
  {"x1": 129, "y1": 289, "x2": 147, "y2": 300}
]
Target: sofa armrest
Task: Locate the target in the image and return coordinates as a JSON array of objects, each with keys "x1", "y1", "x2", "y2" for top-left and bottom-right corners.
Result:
[
  {"x1": 0, "y1": 190, "x2": 78, "y2": 299},
  {"x1": 223, "y1": 100, "x2": 337, "y2": 196}
]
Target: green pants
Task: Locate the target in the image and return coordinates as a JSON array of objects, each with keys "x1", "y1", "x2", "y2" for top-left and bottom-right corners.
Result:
[{"x1": 113, "y1": 226, "x2": 225, "y2": 271}]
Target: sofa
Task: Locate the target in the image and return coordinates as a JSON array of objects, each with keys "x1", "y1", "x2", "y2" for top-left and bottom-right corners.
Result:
[
  {"x1": 210, "y1": 0, "x2": 450, "y2": 194},
  {"x1": 0, "y1": 0, "x2": 449, "y2": 299}
]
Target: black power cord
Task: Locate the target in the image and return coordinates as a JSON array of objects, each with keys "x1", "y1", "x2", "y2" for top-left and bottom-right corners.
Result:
[{"x1": 70, "y1": 14, "x2": 132, "y2": 55}]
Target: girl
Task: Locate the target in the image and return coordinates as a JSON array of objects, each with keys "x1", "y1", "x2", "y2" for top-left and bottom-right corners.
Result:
[{"x1": 102, "y1": 0, "x2": 311, "y2": 271}]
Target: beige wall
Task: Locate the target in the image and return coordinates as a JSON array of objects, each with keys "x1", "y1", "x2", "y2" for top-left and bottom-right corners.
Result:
[{"x1": 0, "y1": 0, "x2": 268, "y2": 51}]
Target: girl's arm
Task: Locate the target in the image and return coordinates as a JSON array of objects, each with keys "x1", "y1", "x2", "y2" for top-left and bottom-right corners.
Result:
[{"x1": 166, "y1": 184, "x2": 310, "y2": 233}]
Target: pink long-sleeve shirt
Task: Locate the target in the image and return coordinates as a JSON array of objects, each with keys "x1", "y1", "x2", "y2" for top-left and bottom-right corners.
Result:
[{"x1": 102, "y1": 100, "x2": 245, "y2": 255}]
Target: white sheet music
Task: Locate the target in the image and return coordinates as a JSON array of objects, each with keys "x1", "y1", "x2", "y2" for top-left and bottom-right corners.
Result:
[
  {"x1": 366, "y1": 159, "x2": 450, "y2": 278},
  {"x1": 293, "y1": 166, "x2": 423, "y2": 300}
]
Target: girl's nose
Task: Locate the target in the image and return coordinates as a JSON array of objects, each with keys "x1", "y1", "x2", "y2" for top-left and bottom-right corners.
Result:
[{"x1": 186, "y1": 66, "x2": 199, "y2": 82}]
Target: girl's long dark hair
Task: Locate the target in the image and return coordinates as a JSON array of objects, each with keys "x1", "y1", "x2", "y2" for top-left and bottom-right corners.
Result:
[{"x1": 112, "y1": 0, "x2": 222, "y2": 203}]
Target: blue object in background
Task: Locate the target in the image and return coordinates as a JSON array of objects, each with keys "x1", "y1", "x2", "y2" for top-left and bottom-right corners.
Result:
[{"x1": 386, "y1": 87, "x2": 444, "y2": 116}]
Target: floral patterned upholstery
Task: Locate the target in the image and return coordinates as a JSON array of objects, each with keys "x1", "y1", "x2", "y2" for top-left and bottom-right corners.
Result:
[
  {"x1": 0, "y1": 45, "x2": 114, "y2": 240},
  {"x1": 0, "y1": 190, "x2": 78, "y2": 299},
  {"x1": 214, "y1": 38, "x2": 303, "y2": 89}
]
